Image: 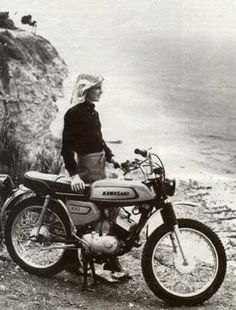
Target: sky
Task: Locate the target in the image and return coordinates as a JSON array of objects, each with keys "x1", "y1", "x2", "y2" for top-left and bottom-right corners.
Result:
[{"x1": 4, "y1": 0, "x2": 236, "y2": 74}]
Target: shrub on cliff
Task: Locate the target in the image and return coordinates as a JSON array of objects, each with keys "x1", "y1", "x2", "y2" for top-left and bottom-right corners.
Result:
[{"x1": 0, "y1": 12, "x2": 16, "y2": 30}]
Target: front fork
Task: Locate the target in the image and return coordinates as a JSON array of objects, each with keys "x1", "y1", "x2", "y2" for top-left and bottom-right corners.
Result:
[{"x1": 161, "y1": 201, "x2": 188, "y2": 266}]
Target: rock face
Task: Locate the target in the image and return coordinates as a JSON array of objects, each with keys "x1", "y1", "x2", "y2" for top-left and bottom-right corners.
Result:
[{"x1": 0, "y1": 28, "x2": 68, "y2": 179}]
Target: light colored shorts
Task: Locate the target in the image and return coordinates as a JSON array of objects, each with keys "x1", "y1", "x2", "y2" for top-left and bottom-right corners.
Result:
[{"x1": 76, "y1": 151, "x2": 106, "y2": 183}]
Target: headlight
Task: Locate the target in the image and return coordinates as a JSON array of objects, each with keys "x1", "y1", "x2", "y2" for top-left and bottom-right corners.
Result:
[{"x1": 164, "y1": 178, "x2": 176, "y2": 196}]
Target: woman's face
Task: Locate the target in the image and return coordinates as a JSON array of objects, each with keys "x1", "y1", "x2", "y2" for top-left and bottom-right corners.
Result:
[{"x1": 85, "y1": 82, "x2": 103, "y2": 102}]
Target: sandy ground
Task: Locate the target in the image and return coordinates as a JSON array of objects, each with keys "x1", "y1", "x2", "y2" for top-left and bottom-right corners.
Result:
[{"x1": 0, "y1": 178, "x2": 235, "y2": 310}]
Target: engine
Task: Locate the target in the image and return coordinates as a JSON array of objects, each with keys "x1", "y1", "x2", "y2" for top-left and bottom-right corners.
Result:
[
  {"x1": 66, "y1": 199, "x2": 139, "y2": 255},
  {"x1": 80, "y1": 208, "x2": 123, "y2": 255},
  {"x1": 82, "y1": 232, "x2": 121, "y2": 255}
]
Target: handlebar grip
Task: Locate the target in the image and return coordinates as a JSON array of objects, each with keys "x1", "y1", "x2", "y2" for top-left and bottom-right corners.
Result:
[
  {"x1": 121, "y1": 161, "x2": 131, "y2": 173},
  {"x1": 134, "y1": 148, "x2": 147, "y2": 157}
]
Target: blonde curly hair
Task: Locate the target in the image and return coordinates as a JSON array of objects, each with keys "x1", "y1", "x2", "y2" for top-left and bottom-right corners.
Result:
[{"x1": 70, "y1": 73, "x2": 104, "y2": 105}]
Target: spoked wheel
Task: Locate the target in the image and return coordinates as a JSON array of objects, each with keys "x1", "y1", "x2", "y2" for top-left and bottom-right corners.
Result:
[
  {"x1": 142, "y1": 219, "x2": 226, "y2": 306},
  {"x1": 5, "y1": 197, "x2": 71, "y2": 276}
]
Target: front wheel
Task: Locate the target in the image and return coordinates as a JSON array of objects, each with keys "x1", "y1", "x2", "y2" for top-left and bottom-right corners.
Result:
[
  {"x1": 5, "y1": 197, "x2": 71, "y2": 276},
  {"x1": 142, "y1": 219, "x2": 226, "y2": 306}
]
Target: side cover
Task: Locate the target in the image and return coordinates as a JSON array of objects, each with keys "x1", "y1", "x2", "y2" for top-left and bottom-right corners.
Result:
[{"x1": 90, "y1": 179, "x2": 155, "y2": 204}]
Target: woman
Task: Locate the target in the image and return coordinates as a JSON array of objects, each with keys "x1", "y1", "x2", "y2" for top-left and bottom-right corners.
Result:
[
  {"x1": 61, "y1": 73, "x2": 116, "y2": 190},
  {"x1": 61, "y1": 73, "x2": 125, "y2": 275}
]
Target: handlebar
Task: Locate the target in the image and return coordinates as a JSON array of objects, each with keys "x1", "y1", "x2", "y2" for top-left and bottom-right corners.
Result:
[{"x1": 118, "y1": 147, "x2": 166, "y2": 179}]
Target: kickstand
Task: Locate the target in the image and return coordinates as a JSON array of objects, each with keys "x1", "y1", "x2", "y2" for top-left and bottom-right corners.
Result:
[
  {"x1": 90, "y1": 258, "x2": 97, "y2": 286},
  {"x1": 82, "y1": 252, "x2": 97, "y2": 291}
]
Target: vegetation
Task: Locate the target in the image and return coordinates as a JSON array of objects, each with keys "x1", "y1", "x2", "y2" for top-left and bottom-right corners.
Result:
[
  {"x1": 0, "y1": 29, "x2": 60, "y2": 92},
  {"x1": 0, "y1": 31, "x2": 24, "y2": 93},
  {"x1": 0, "y1": 113, "x2": 62, "y2": 184},
  {"x1": 16, "y1": 35, "x2": 58, "y2": 65},
  {"x1": 0, "y1": 112, "x2": 26, "y2": 183},
  {"x1": 31, "y1": 149, "x2": 63, "y2": 175}
]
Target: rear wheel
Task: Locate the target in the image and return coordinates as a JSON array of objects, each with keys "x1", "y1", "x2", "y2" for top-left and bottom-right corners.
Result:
[
  {"x1": 5, "y1": 197, "x2": 71, "y2": 276},
  {"x1": 142, "y1": 219, "x2": 226, "y2": 306}
]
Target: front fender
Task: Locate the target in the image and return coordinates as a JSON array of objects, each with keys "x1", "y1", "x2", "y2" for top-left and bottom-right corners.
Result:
[
  {"x1": 145, "y1": 201, "x2": 199, "y2": 237},
  {"x1": 172, "y1": 201, "x2": 199, "y2": 208},
  {"x1": 145, "y1": 209, "x2": 163, "y2": 237}
]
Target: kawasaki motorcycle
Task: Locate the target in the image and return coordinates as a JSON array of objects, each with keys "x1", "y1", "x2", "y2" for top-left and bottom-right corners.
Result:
[{"x1": 0, "y1": 148, "x2": 226, "y2": 306}]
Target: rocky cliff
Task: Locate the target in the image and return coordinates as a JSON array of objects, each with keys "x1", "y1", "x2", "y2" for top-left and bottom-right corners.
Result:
[{"x1": 0, "y1": 27, "x2": 68, "y2": 179}]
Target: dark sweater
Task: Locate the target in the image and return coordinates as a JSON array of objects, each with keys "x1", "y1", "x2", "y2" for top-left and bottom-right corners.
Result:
[{"x1": 61, "y1": 101, "x2": 113, "y2": 176}]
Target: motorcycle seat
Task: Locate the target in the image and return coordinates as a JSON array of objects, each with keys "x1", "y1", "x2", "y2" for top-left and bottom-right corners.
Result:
[{"x1": 23, "y1": 171, "x2": 90, "y2": 197}]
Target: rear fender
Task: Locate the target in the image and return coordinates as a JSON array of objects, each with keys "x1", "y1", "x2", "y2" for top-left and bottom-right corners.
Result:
[
  {"x1": 3, "y1": 195, "x2": 74, "y2": 236},
  {"x1": 1, "y1": 190, "x2": 74, "y2": 235},
  {"x1": 1, "y1": 186, "x2": 35, "y2": 227},
  {"x1": 1, "y1": 186, "x2": 35, "y2": 215}
]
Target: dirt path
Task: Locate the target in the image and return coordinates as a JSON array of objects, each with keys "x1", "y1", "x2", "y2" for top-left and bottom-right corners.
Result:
[{"x1": 0, "y1": 179, "x2": 235, "y2": 309}]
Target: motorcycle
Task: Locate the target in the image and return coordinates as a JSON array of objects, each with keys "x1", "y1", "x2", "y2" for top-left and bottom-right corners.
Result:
[{"x1": 0, "y1": 148, "x2": 226, "y2": 306}]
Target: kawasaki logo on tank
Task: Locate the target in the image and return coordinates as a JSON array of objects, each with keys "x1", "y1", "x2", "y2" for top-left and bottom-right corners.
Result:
[
  {"x1": 91, "y1": 187, "x2": 137, "y2": 200},
  {"x1": 102, "y1": 191, "x2": 130, "y2": 196}
]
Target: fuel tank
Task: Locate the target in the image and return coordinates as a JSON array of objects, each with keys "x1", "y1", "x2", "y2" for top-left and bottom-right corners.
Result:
[{"x1": 89, "y1": 179, "x2": 155, "y2": 204}]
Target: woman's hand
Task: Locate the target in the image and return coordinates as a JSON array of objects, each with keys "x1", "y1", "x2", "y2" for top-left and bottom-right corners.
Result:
[
  {"x1": 110, "y1": 158, "x2": 120, "y2": 169},
  {"x1": 70, "y1": 174, "x2": 85, "y2": 192}
]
